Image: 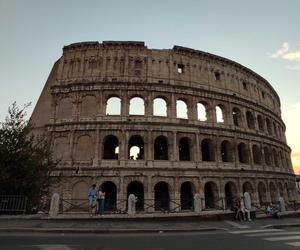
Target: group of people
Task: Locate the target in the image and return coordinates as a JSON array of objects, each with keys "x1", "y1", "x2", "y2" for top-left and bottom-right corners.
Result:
[{"x1": 87, "y1": 184, "x2": 105, "y2": 217}]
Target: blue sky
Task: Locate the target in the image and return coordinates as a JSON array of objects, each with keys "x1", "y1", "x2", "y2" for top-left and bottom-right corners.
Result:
[{"x1": 0, "y1": 0, "x2": 299, "y2": 172}]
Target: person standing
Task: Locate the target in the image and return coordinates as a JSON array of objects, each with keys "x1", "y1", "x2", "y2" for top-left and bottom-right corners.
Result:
[
  {"x1": 97, "y1": 186, "x2": 106, "y2": 216},
  {"x1": 88, "y1": 184, "x2": 97, "y2": 217}
]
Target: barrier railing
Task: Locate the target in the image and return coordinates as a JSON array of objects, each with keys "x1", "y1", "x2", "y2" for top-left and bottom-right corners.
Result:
[{"x1": 0, "y1": 195, "x2": 27, "y2": 214}]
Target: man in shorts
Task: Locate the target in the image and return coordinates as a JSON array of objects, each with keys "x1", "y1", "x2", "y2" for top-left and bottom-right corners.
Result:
[{"x1": 88, "y1": 184, "x2": 97, "y2": 216}]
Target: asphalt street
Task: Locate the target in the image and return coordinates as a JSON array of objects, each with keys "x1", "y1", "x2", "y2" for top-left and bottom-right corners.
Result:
[{"x1": 1, "y1": 227, "x2": 300, "y2": 250}]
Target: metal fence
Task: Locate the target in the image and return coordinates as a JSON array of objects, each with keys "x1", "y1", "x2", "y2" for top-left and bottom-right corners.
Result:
[{"x1": 0, "y1": 195, "x2": 27, "y2": 214}]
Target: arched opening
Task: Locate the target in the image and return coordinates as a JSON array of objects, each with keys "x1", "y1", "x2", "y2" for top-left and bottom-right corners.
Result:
[
  {"x1": 269, "y1": 182, "x2": 277, "y2": 203},
  {"x1": 266, "y1": 118, "x2": 272, "y2": 135},
  {"x1": 154, "y1": 136, "x2": 168, "y2": 160},
  {"x1": 101, "y1": 181, "x2": 117, "y2": 211},
  {"x1": 232, "y1": 108, "x2": 242, "y2": 127},
  {"x1": 221, "y1": 140, "x2": 233, "y2": 162},
  {"x1": 225, "y1": 182, "x2": 237, "y2": 209},
  {"x1": 246, "y1": 111, "x2": 255, "y2": 129},
  {"x1": 153, "y1": 98, "x2": 167, "y2": 117},
  {"x1": 103, "y1": 135, "x2": 119, "y2": 160},
  {"x1": 278, "y1": 183, "x2": 284, "y2": 198},
  {"x1": 273, "y1": 122, "x2": 278, "y2": 136},
  {"x1": 201, "y1": 138, "x2": 215, "y2": 161},
  {"x1": 154, "y1": 182, "x2": 170, "y2": 211},
  {"x1": 257, "y1": 115, "x2": 265, "y2": 131},
  {"x1": 129, "y1": 97, "x2": 145, "y2": 115},
  {"x1": 176, "y1": 100, "x2": 188, "y2": 119},
  {"x1": 252, "y1": 144, "x2": 262, "y2": 165},
  {"x1": 179, "y1": 137, "x2": 191, "y2": 161},
  {"x1": 75, "y1": 135, "x2": 94, "y2": 161},
  {"x1": 180, "y1": 182, "x2": 194, "y2": 210},
  {"x1": 216, "y1": 105, "x2": 224, "y2": 123},
  {"x1": 273, "y1": 149, "x2": 279, "y2": 167},
  {"x1": 204, "y1": 182, "x2": 219, "y2": 209},
  {"x1": 258, "y1": 182, "x2": 267, "y2": 205},
  {"x1": 243, "y1": 181, "x2": 254, "y2": 196},
  {"x1": 264, "y1": 146, "x2": 272, "y2": 166},
  {"x1": 106, "y1": 97, "x2": 121, "y2": 115},
  {"x1": 128, "y1": 135, "x2": 144, "y2": 160},
  {"x1": 80, "y1": 95, "x2": 97, "y2": 118},
  {"x1": 127, "y1": 181, "x2": 144, "y2": 211},
  {"x1": 197, "y1": 103, "x2": 207, "y2": 121},
  {"x1": 238, "y1": 142, "x2": 249, "y2": 164}
]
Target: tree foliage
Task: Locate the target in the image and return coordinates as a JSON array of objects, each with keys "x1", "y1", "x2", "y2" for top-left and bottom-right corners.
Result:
[{"x1": 0, "y1": 102, "x2": 57, "y2": 211}]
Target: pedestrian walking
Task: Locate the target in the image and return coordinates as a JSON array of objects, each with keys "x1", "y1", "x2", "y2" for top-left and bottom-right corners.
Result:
[
  {"x1": 97, "y1": 186, "x2": 106, "y2": 216},
  {"x1": 88, "y1": 184, "x2": 97, "y2": 217}
]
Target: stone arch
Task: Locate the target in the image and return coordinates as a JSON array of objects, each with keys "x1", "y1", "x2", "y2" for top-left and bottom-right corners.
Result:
[
  {"x1": 75, "y1": 135, "x2": 94, "y2": 161},
  {"x1": 127, "y1": 181, "x2": 144, "y2": 211},
  {"x1": 201, "y1": 138, "x2": 215, "y2": 161},
  {"x1": 106, "y1": 96, "x2": 121, "y2": 115},
  {"x1": 153, "y1": 97, "x2": 167, "y2": 117},
  {"x1": 257, "y1": 182, "x2": 267, "y2": 205},
  {"x1": 101, "y1": 181, "x2": 117, "y2": 211},
  {"x1": 232, "y1": 107, "x2": 242, "y2": 127},
  {"x1": 179, "y1": 137, "x2": 191, "y2": 161},
  {"x1": 128, "y1": 135, "x2": 144, "y2": 160},
  {"x1": 57, "y1": 97, "x2": 73, "y2": 119},
  {"x1": 269, "y1": 182, "x2": 277, "y2": 203},
  {"x1": 53, "y1": 136, "x2": 69, "y2": 161},
  {"x1": 266, "y1": 118, "x2": 272, "y2": 135},
  {"x1": 180, "y1": 181, "x2": 194, "y2": 210},
  {"x1": 197, "y1": 102, "x2": 207, "y2": 121},
  {"x1": 264, "y1": 146, "x2": 272, "y2": 166},
  {"x1": 103, "y1": 135, "x2": 119, "y2": 160},
  {"x1": 176, "y1": 99, "x2": 188, "y2": 119},
  {"x1": 224, "y1": 181, "x2": 238, "y2": 209},
  {"x1": 246, "y1": 111, "x2": 255, "y2": 129},
  {"x1": 257, "y1": 114, "x2": 265, "y2": 131},
  {"x1": 221, "y1": 140, "x2": 233, "y2": 162},
  {"x1": 80, "y1": 95, "x2": 97, "y2": 118},
  {"x1": 154, "y1": 181, "x2": 170, "y2": 211},
  {"x1": 238, "y1": 142, "x2": 250, "y2": 164},
  {"x1": 243, "y1": 181, "x2": 254, "y2": 196},
  {"x1": 278, "y1": 182, "x2": 284, "y2": 198},
  {"x1": 252, "y1": 144, "x2": 262, "y2": 165},
  {"x1": 215, "y1": 105, "x2": 224, "y2": 123},
  {"x1": 204, "y1": 181, "x2": 219, "y2": 209},
  {"x1": 154, "y1": 135, "x2": 168, "y2": 160},
  {"x1": 129, "y1": 97, "x2": 145, "y2": 115}
]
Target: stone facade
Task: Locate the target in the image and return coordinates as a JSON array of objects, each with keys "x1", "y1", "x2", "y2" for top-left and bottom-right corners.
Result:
[{"x1": 30, "y1": 41, "x2": 297, "y2": 213}]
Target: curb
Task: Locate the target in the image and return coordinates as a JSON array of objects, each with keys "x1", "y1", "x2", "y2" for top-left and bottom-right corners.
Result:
[
  {"x1": 262, "y1": 223, "x2": 300, "y2": 229},
  {"x1": 0, "y1": 227, "x2": 219, "y2": 234}
]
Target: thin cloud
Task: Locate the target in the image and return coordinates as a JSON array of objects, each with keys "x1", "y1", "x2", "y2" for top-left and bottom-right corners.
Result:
[{"x1": 271, "y1": 42, "x2": 300, "y2": 70}]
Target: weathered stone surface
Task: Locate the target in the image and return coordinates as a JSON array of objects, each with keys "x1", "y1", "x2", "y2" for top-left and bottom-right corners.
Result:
[
  {"x1": 128, "y1": 194, "x2": 137, "y2": 215},
  {"x1": 49, "y1": 193, "x2": 60, "y2": 217}
]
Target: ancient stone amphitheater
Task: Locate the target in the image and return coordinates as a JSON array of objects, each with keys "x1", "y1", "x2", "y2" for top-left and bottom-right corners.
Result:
[{"x1": 30, "y1": 41, "x2": 296, "y2": 213}]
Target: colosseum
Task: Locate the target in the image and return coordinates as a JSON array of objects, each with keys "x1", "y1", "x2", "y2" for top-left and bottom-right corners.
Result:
[{"x1": 30, "y1": 41, "x2": 297, "y2": 213}]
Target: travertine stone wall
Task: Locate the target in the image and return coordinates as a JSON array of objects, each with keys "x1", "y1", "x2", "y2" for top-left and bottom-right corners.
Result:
[{"x1": 30, "y1": 41, "x2": 296, "y2": 212}]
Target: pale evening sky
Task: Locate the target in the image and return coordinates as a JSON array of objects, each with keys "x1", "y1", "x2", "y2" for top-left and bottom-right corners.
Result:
[{"x1": 0, "y1": 0, "x2": 299, "y2": 173}]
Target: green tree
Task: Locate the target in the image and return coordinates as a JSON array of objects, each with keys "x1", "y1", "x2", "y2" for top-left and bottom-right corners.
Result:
[{"x1": 0, "y1": 102, "x2": 57, "y2": 212}]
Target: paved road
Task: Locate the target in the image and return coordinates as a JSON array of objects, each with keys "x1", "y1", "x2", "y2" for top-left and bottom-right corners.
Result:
[{"x1": 1, "y1": 227, "x2": 300, "y2": 250}]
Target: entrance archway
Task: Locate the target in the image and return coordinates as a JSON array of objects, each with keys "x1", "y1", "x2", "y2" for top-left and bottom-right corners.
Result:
[
  {"x1": 258, "y1": 182, "x2": 267, "y2": 205},
  {"x1": 180, "y1": 182, "x2": 194, "y2": 210},
  {"x1": 101, "y1": 181, "x2": 117, "y2": 211},
  {"x1": 154, "y1": 182, "x2": 170, "y2": 211},
  {"x1": 225, "y1": 182, "x2": 237, "y2": 209},
  {"x1": 127, "y1": 181, "x2": 144, "y2": 211},
  {"x1": 204, "y1": 182, "x2": 218, "y2": 209}
]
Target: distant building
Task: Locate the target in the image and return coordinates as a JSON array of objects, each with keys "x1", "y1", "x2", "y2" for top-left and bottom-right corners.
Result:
[{"x1": 30, "y1": 41, "x2": 297, "y2": 213}]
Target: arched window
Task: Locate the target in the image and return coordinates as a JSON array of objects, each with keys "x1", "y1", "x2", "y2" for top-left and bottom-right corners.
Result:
[
  {"x1": 266, "y1": 118, "x2": 272, "y2": 135},
  {"x1": 225, "y1": 182, "x2": 237, "y2": 209},
  {"x1": 153, "y1": 98, "x2": 167, "y2": 117},
  {"x1": 216, "y1": 105, "x2": 224, "y2": 123},
  {"x1": 264, "y1": 146, "x2": 272, "y2": 166},
  {"x1": 221, "y1": 140, "x2": 233, "y2": 162},
  {"x1": 258, "y1": 182, "x2": 267, "y2": 205},
  {"x1": 252, "y1": 144, "x2": 262, "y2": 165},
  {"x1": 204, "y1": 182, "x2": 219, "y2": 209},
  {"x1": 106, "y1": 97, "x2": 121, "y2": 115},
  {"x1": 127, "y1": 181, "x2": 144, "y2": 211},
  {"x1": 103, "y1": 135, "x2": 119, "y2": 160},
  {"x1": 273, "y1": 122, "x2": 278, "y2": 136},
  {"x1": 101, "y1": 181, "x2": 117, "y2": 211},
  {"x1": 201, "y1": 138, "x2": 215, "y2": 161},
  {"x1": 179, "y1": 137, "x2": 190, "y2": 161},
  {"x1": 246, "y1": 111, "x2": 255, "y2": 129},
  {"x1": 238, "y1": 142, "x2": 249, "y2": 164},
  {"x1": 180, "y1": 182, "x2": 194, "y2": 210},
  {"x1": 129, "y1": 97, "x2": 144, "y2": 115},
  {"x1": 197, "y1": 103, "x2": 207, "y2": 121},
  {"x1": 232, "y1": 108, "x2": 242, "y2": 127},
  {"x1": 257, "y1": 115, "x2": 264, "y2": 131},
  {"x1": 273, "y1": 148, "x2": 279, "y2": 167},
  {"x1": 269, "y1": 182, "x2": 277, "y2": 203},
  {"x1": 154, "y1": 182, "x2": 170, "y2": 211},
  {"x1": 128, "y1": 135, "x2": 144, "y2": 160},
  {"x1": 176, "y1": 100, "x2": 188, "y2": 119},
  {"x1": 154, "y1": 136, "x2": 168, "y2": 160}
]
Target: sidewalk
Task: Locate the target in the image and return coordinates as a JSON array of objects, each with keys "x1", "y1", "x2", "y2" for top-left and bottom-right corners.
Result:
[{"x1": 0, "y1": 210, "x2": 299, "y2": 234}]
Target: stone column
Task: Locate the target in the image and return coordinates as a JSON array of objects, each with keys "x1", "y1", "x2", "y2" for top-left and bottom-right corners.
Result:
[
  {"x1": 172, "y1": 131, "x2": 177, "y2": 161},
  {"x1": 121, "y1": 91, "x2": 129, "y2": 117},
  {"x1": 93, "y1": 129, "x2": 100, "y2": 166}
]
